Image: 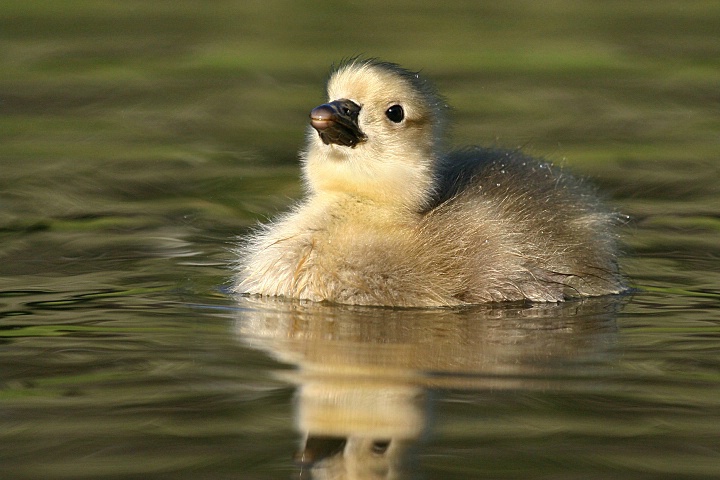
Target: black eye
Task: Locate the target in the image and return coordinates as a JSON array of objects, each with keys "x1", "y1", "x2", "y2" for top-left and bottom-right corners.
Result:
[
  {"x1": 371, "y1": 440, "x2": 391, "y2": 455},
  {"x1": 385, "y1": 105, "x2": 404, "y2": 123}
]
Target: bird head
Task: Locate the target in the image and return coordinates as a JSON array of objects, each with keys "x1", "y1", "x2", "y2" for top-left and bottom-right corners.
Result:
[{"x1": 302, "y1": 59, "x2": 447, "y2": 210}]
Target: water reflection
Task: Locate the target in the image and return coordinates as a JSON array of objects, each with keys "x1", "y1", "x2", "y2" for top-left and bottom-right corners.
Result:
[{"x1": 235, "y1": 296, "x2": 625, "y2": 479}]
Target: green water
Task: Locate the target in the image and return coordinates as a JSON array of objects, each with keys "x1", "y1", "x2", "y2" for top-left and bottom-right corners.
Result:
[{"x1": 2, "y1": 1, "x2": 720, "y2": 478}]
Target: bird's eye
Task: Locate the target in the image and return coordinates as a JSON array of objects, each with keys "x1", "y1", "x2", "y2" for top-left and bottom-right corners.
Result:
[
  {"x1": 371, "y1": 440, "x2": 391, "y2": 455},
  {"x1": 385, "y1": 105, "x2": 404, "y2": 123}
]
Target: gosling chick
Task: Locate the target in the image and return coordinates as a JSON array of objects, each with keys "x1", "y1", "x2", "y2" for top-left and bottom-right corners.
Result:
[{"x1": 234, "y1": 59, "x2": 625, "y2": 307}]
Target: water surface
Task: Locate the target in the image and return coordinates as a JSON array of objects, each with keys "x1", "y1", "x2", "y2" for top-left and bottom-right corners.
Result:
[{"x1": 2, "y1": 1, "x2": 720, "y2": 479}]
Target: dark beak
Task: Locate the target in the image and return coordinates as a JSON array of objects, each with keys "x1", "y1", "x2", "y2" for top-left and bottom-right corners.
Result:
[{"x1": 310, "y1": 99, "x2": 367, "y2": 148}]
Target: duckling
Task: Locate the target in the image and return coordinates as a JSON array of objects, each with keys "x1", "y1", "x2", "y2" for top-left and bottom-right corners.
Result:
[{"x1": 234, "y1": 59, "x2": 625, "y2": 307}]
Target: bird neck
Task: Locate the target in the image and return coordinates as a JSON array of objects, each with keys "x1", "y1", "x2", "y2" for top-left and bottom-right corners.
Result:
[{"x1": 302, "y1": 143, "x2": 436, "y2": 212}]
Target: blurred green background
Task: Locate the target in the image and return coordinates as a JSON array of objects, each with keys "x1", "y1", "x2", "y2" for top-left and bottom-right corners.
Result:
[
  {"x1": 1, "y1": 0, "x2": 719, "y2": 274},
  {"x1": 3, "y1": 0, "x2": 718, "y2": 200}
]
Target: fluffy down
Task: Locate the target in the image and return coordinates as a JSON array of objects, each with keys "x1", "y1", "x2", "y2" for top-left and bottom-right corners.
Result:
[{"x1": 234, "y1": 59, "x2": 625, "y2": 307}]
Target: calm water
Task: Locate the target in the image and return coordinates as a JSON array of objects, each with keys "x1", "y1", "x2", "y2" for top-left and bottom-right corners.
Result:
[{"x1": 2, "y1": 2, "x2": 720, "y2": 479}]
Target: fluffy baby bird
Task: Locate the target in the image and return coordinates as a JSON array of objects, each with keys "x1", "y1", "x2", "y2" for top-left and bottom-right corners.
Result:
[{"x1": 234, "y1": 59, "x2": 625, "y2": 307}]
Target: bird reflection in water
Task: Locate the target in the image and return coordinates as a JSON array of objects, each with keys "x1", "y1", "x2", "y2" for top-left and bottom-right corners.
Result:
[{"x1": 235, "y1": 296, "x2": 625, "y2": 479}]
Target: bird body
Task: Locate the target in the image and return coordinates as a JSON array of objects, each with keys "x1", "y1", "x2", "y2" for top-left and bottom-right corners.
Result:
[{"x1": 234, "y1": 59, "x2": 625, "y2": 307}]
